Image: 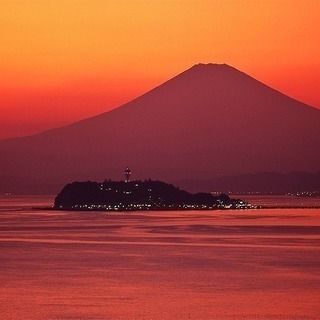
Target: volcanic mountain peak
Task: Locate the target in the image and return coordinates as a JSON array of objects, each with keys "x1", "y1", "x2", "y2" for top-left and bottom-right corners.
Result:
[
  {"x1": 157, "y1": 62, "x2": 265, "y2": 98},
  {"x1": 0, "y1": 63, "x2": 319, "y2": 194},
  {"x1": 179, "y1": 62, "x2": 236, "y2": 77},
  {"x1": 188, "y1": 62, "x2": 244, "y2": 74},
  {"x1": 193, "y1": 62, "x2": 230, "y2": 68}
]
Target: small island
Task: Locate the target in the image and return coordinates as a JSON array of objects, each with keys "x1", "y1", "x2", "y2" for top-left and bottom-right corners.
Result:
[{"x1": 54, "y1": 179, "x2": 253, "y2": 211}]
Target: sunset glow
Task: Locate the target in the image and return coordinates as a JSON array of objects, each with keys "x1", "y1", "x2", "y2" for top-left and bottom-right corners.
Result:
[{"x1": 1, "y1": 0, "x2": 320, "y2": 139}]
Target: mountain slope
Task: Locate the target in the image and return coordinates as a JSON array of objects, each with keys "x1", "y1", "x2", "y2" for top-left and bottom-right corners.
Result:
[{"x1": 1, "y1": 63, "x2": 319, "y2": 193}]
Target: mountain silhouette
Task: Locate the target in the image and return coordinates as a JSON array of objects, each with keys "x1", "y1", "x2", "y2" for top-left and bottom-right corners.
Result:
[{"x1": 1, "y1": 63, "x2": 319, "y2": 193}]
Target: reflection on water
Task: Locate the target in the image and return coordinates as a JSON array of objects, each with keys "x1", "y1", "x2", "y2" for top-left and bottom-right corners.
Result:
[{"x1": 0, "y1": 196, "x2": 319, "y2": 319}]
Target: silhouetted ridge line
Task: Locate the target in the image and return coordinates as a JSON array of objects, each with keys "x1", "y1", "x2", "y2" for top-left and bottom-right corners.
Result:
[{"x1": 0, "y1": 63, "x2": 319, "y2": 194}]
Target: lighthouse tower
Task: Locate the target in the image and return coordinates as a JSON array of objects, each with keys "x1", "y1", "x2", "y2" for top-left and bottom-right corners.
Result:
[{"x1": 124, "y1": 167, "x2": 132, "y2": 182}]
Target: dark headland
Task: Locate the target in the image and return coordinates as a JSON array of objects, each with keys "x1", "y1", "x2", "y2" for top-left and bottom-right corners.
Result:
[{"x1": 53, "y1": 180, "x2": 253, "y2": 211}]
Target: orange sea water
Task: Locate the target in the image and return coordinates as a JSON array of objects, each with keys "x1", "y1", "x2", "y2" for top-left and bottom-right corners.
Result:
[{"x1": 0, "y1": 196, "x2": 319, "y2": 319}]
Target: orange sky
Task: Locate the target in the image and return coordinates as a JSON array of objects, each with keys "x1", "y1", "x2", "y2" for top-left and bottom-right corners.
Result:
[{"x1": 0, "y1": 0, "x2": 319, "y2": 139}]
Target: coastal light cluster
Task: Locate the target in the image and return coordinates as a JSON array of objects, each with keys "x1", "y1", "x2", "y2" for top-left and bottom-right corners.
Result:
[{"x1": 54, "y1": 180, "x2": 253, "y2": 211}]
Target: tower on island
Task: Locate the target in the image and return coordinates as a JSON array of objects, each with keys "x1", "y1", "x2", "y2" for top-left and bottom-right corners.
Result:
[{"x1": 124, "y1": 167, "x2": 132, "y2": 182}]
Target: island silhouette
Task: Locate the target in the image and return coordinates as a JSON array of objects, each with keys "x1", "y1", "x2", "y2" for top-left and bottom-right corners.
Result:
[{"x1": 54, "y1": 179, "x2": 251, "y2": 211}]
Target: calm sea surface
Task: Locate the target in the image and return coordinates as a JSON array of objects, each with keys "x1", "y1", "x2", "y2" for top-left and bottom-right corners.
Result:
[{"x1": 0, "y1": 195, "x2": 319, "y2": 319}]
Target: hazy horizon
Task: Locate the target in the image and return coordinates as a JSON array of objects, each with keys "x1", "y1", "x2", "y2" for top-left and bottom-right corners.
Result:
[{"x1": 1, "y1": 1, "x2": 320, "y2": 140}]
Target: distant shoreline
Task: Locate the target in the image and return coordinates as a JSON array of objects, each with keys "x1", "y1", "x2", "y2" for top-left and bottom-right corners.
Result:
[{"x1": 35, "y1": 205, "x2": 320, "y2": 212}]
